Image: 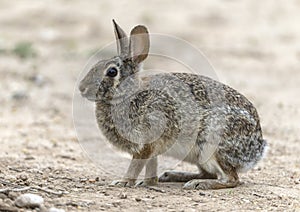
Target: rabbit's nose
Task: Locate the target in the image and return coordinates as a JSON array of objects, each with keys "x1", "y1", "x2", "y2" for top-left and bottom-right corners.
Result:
[{"x1": 79, "y1": 83, "x2": 88, "y2": 95}]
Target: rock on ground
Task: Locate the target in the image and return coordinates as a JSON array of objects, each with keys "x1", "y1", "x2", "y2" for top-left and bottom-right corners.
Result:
[{"x1": 14, "y1": 193, "x2": 44, "y2": 208}]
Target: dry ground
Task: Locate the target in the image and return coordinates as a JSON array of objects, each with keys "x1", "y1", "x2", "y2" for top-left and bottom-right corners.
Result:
[{"x1": 0, "y1": 0, "x2": 300, "y2": 211}]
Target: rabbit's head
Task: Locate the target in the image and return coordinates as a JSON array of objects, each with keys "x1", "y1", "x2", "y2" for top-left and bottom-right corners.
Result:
[{"x1": 79, "y1": 20, "x2": 150, "y2": 102}]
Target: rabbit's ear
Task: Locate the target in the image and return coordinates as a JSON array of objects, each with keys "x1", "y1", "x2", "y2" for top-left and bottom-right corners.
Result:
[
  {"x1": 112, "y1": 19, "x2": 129, "y2": 56},
  {"x1": 129, "y1": 25, "x2": 149, "y2": 64}
]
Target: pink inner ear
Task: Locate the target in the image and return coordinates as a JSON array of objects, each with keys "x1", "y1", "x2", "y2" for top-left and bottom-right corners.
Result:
[
  {"x1": 129, "y1": 28, "x2": 150, "y2": 63},
  {"x1": 131, "y1": 34, "x2": 147, "y2": 56}
]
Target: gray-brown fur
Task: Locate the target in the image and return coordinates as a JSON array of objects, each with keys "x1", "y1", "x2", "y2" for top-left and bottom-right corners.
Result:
[{"x1": 79, "y1": 20, "x2": 267, "y2": 189}]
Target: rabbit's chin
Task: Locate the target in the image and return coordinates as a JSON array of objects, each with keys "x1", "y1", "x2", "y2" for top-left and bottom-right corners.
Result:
[
  {"x1": 80, "y1": 94, "x2": 98, "y2": 102},
  {"x1": 86, "y1": 97, "x2": 98, "y2": 102}
]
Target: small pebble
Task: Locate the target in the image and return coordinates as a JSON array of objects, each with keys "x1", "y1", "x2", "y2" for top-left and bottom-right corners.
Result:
[
  {"x1": 118, "y1": 192, "x2": 127, "y2": 199},
  {"x1": 135, "y1": 197, "x2": 141, "y2": 202},
  {"x1": 0, "y1": 202, "x2": 15, "y2": 211},
  {"x1": 199, "y1": 192, "x2": 206, "y2": 196},
  {"x1": 11, "y1": 90, "x2": 28, "y2": 101},
  {"x1": 48, "y1": 207, "x2": 65, "y2": 212},
  {"x1": 14, "y1": 193, "x2": 44, "y2": 208},
  {"x1": 112, "y1": 201, "x2": 121, "y2": 207},
  {"x1": 88, "y1": 178, "x2": 96, "y2": 183},
  {"x1": 241, "y1": 198, "x2": 250, "y2": 203},
  {"x1": 24, "y1": 155, "x2": 35, "y2": 160},
  {"x1": 18, "y1": 174, "x2": 28, "y2": 181},
  {"x1": 8, "y1": 191, "x2": 19, "y2": 200},
  {"x1": 0, "y1": 193, "x2": 7, "y2": 199},
  {"x1": 6, "y1": 175, "x2": 17, "y2": 182},
  {"x1": 28, "y1": 74, "x2": 46, "y2": 87},
  {"x1": 4, "y1": 198, "x2": 14, "y2": 206}
]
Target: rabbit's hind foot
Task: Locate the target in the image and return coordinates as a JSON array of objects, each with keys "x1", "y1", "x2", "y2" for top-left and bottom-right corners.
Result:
[
  {"x1": 159, "y1": 170, "x2": 216, "y2": 183},
  {"x1": 182, "y1": 178, "x2": 239, "y2": 190},
  {"x1": 182, "y1": 155, "x2": 239, "y2": 189}
]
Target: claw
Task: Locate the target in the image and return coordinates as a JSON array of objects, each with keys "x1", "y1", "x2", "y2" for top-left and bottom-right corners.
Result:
[
  {"x1": 183, "y1": 179, "x2": 239, "y2": 190},
  {"x1": 158, "y1": 171, "x2": 171, "y2": 182},
  {"x1": 135, "y1": 180, "x2": 145, "y2": 187},
  {"x1": 183, "y1": 180, "x2": 203, "y2": 190},
  {"x1": 110, "y1": 179, "x2": 135, "y2": 187},
  {"x1": 135, "y1": 177, "x2": 158, "y2": 187}
]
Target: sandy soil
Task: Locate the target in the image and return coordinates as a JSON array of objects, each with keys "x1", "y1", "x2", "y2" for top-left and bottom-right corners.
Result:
[{"x1": 0, "y1": 0, "x2": 300, "y2": 211}]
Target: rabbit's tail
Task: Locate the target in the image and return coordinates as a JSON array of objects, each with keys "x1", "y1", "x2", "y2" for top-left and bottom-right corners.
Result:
[{"x1": 238, "y1": 138, "x2": 268, "y2": 173}]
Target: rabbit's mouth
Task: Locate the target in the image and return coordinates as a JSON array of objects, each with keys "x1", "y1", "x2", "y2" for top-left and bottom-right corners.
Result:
[
  {"x1": 83, "y1": 94, "x2": 99, "y2": 102},
  {"x1": 80, "y1": 89, "x2": 98, "y2": 102}
]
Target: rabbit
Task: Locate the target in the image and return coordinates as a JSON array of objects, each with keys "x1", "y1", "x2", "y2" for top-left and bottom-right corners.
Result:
[{"x1": 78, "y1": 20, "x2": 267, "y2": 189}]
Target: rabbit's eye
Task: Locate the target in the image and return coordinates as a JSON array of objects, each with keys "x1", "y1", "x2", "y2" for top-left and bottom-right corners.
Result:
[{"x1": 106, "y1": 67, "x2": 118, "y2": 77}]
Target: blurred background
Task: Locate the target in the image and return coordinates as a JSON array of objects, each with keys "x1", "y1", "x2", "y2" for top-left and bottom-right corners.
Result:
[
  {"x1": 1, "y1": 0, "x2": 299, "y2": 156},
  {"x1": 0, "y1": 0, "x2": 299, "y2": 210}
]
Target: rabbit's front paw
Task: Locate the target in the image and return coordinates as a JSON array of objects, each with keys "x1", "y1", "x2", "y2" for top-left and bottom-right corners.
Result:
[
  {"x1": 110, "y1": 179, "x2": 135, "y2": 187},
  {"x1": 135, "y1": 177, "x2": 158, "y2": 187}
]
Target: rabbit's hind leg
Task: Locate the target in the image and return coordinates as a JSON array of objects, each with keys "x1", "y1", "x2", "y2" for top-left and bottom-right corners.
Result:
[
  {"x1": 183, "y1": 157, "x2": 239, "y2": 190},
  {"x1": 159, "y1": 165, "x2": 216, "y2": 183}
]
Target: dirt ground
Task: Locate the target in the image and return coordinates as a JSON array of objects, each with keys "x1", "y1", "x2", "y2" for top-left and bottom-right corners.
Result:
[{"x1": 1, "y1": 0, "x2": 300, "y2": 211}]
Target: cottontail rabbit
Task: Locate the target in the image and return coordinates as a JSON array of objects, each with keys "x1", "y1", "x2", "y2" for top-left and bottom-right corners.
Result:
[{"x1": 78, "y1": 20, "x2": 267, "y2": 189}]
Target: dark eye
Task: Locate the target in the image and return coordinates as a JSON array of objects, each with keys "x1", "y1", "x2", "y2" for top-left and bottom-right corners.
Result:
[{"x1": 106, "y1": 67, "x2": 118, "y2": 77}]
